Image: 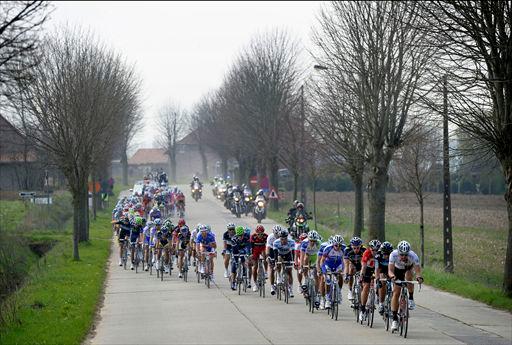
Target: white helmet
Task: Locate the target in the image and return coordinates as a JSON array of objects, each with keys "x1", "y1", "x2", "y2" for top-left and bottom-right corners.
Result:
[{"x1": 397, "y1": 240, "x2": 411, "y2": 255}]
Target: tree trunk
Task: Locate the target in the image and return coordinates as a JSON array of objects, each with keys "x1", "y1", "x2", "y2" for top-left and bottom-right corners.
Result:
[
  {"x1": 170, "y1": 150, "x2": 177, "y2": 183},
  {"x1": 222, "y1": 156, "x2": 228, "y2": 179},
  {"x1": 293, "y1": 172, "x2": 299, "y2": 201},
  {"x1": 92, "y1": 172, "x2": 97, "y2": 221},
  {"x1": 502, "y1": 160, "x2": 512, "y2": 296},
  {"x1": 367, "y1": 167, "x2": 388, "y2": 241},
  {"x1": 79, "y1": 180, "x2": 89, "y2": 242},
  {"x1": 237, "y1": 157, "x2": 247, "y2": 185},
  {"x1": 419, "y1": 197, "x2": 425, "y2": 268},
  {"x1": 352, "y1": 172, "x2": 364, "y2": 237},
  {"x1": 72, "y1": 191, "x2": 80, "y2": 261},
  {"x1": 199, "y1": 144, "x2": 208, "y2": 179},
  {"x1": 121, "y1": 146, "x2": 128, "y2": 186},
  {"x1": 269, "y1": 155, "x2": 279, "y2": 211}
]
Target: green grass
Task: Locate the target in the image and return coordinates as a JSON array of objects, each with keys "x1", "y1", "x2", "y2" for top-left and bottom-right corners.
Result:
[
  {"x1": 0, "y1": 209, "x2": 113, "y2": 344},
  {"x1": 0, "y1": 200, "x2": 27, "y2": 232},
  {"x1": 268, "y1": 203, "x2": 512, "y2": 312}
]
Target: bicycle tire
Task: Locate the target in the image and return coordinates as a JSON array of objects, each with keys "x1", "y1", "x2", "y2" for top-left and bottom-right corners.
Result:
[
  {"x1": 149, "y1": 251, "x2": 153, "y2": 275},
  {"x1": 284, "y1": 275, "x2": 289, "y2": 304},
  {"x1": 331, "y1": 284, "x2": 336, "y2": 320},
  {"x1": 368, "y1": 288, "x2": 375, "y2": 328},
  {"x1": 403, "y1": 301, "x2": 409, "y2": 338},
  {"x1": 310, "y1": 283, "x2": 315, "y2": 313}
]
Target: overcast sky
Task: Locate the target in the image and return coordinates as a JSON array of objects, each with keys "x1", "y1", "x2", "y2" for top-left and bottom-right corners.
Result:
[{"x1": 49, "y1": 1, "x2": 323, "y2": 152}]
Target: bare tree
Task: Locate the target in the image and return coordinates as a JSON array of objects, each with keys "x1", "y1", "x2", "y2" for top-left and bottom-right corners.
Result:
[
  {"x1": 221, "y1": 30, "x2": 301, "y2": 210},
  {"x1": 313, "y1": 1, "x2": 435, "y2": 241},
  {"x1": 393, "y1": 124, "x2": 442, "y2": 267},
  {"x1": 157, "y1": 103, "x2": 187, "y2": 183},
  {"x1": 422, "y1": 0, "x2": 512, "y2": 295},
  {"x1": 0, "y1": 1, "x2": 51, "y2": 107},
  {"x1": 15, "y1": 27, "x2": 141, "y2": 259}
]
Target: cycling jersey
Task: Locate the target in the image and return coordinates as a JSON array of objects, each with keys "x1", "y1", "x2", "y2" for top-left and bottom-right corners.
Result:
[
  {"x1": 300, "y1": 239, "x2": 320, "y2": 256},
  {"x1": 273, "y1": 238, "x2": 295, "y2": 256},
  {"x1": 344, "y1": 246, "x2": 367, "y2": 264},
  {"x1": 250, "y1": 233, "x2": 268, "y2": 260},
  {"x1": 190, "y1": 229, "x2": 198, "y2": 244},
  {"x1": 321, "y1": 244, "x2": 345, "y2": 273},
  {"x1": 196, "y1": 232, "x2": 216, "y2": 252},
  {"x1": 130, "y1": 224, "x2": 143, "y2": 243},
  {"x1": 231, "y1": 233, "x2": 251, "y2": 255},
  {"x1": 223, "y1": 231, "x2": 234, "y2": 248},
  {"x1": 361, "y1": 248, "x2": 376, "y2": 268},
  {"x1": 317, "y1": 241, "x2": 330, "y2": 256},
  {"x1": 149, "y1": 209, "x2": 161, "y2": 220},
  {"x1": 266, "y1": 233, "x2": 277, "y2": 249},
  {"x1": 389, "y1": 249, "x2": 419, "y2": 270},
  {"x1": 374, "y1": 251, "x2": 390, "y2": 275}
]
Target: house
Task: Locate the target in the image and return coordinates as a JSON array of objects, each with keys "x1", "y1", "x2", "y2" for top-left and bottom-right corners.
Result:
[
  {"x1": 127, "y1": 148, "x2": 170, "y2": 178},
  {"x1": 0, "y1": 115, "x2": 44, "y2": 191}
]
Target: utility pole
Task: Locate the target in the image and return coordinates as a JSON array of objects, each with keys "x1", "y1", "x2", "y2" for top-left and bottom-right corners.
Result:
[
  {"x1": 443, "y1": 75, "x2": 454, "y2": 273},
  {"x1": 300, "y1": 84, "x2": 306, "y2": 206}
]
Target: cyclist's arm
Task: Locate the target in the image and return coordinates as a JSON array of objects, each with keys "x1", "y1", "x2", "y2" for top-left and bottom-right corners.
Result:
[
  {"x1": 414, "y1": 264, "x2": 423, "y2": 282},
  {"x1": 388, "y1": 262, "x2": 396, "y2": 280}
]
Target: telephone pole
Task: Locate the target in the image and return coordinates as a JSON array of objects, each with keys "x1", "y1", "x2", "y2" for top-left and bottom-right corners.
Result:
[{"x1": 443, "y1": 75, "x2": 454, "y2": 273}]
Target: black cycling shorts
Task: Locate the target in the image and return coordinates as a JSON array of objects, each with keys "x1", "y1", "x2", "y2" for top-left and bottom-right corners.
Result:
[
  {"x1": 362, "y1": 267, "x2": 375, "y2": 283},
  {"x1": 394, "y1": 266, "x2": 413, "y2": 281}
]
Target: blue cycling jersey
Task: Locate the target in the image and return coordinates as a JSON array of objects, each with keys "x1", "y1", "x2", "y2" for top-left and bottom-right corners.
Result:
[
  {"x1": 322, "y1": 244, "x2": 346, "y2": 263},
  {"x1": 273, "y1": 238, "x2": 295, "y2": 256},
  {"x1": 231, "y1": 233, "x2": 251, "y2": 254},
  {"x1": 196, "y1": 232, "x2": 216, "y2": 246}
]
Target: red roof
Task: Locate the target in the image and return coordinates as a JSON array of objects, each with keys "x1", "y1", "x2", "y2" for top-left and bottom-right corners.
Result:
[{"x1": 128, "y1": 148, "x2": 168, "y2": 165}]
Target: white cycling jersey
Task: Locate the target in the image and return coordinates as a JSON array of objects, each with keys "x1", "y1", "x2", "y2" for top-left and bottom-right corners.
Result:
[
  {"x1": 266, "y1": 233, "x2": 276, "y2": 249},
  {"x1": 389, "y1": 249, "x2": 420, "y2": 270}
]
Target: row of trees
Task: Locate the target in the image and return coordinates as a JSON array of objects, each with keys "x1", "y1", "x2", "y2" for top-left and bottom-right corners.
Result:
[
  {"x1": 1, "y1": 2, "x2": 142, "y2": 260},
  {"x1": 188, "y1": 1, "x2": 511, "y2": 295}
]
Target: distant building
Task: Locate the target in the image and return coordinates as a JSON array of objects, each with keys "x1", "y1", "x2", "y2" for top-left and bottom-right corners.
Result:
[
  {"x1": 175, "y1": 131, "x2": 221, "y2": 181},
  {"x1": 127, "y1": 148, "x2": 170, "y2": 178},
  {"x1": 0, "y1": 115, "x2": 62, "y2": 191}
]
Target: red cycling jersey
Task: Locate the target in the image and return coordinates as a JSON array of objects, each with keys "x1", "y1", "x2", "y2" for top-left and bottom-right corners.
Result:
[{"x1": 362, "y1": 248, "x2": 376, "y2": 268}]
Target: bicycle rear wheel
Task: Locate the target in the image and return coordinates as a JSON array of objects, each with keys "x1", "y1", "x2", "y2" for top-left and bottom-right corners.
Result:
[
  {"x1": 399, "y1": 292, "x2": 409, "y2": 337},
  {"x1": 368, "y1": 288, "x2": 375, "y2": 328}
]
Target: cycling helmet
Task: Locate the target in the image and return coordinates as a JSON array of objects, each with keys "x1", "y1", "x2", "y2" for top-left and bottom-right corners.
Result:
[
  {"x1": 369, "y1": 239, "x2": 381, "y2": 250},
  {"x1": 293, "y1": 200, "x2": 299, "y2": 207},
  {"x1": 272, "y1": 225, "x2": 283, "y2": 237},
  {"x1": 307, "y1": 230, "x2": 320, "y2": 241},
  {"x1": 199, "y1": 224, "x2": 209, "y2": 233},
  {"x1": 327, "y1": 236, "x2": 334, "y2": 245},
  {"x1": 255, "y1": 225, "x2": 265, "y2": 233},
  {"x1": 180, "y1": 225, "x2": 189, "y2": 233},
  {"x1": 296, "y1": 202, "x2": 304, "y2": 209},
  {"x1": 235, "y1": 226, "x2": 245, "y2": 236},
  {"x1": 147, "y1": 220, "x2": 155, "y2": 227},
  {"x1": 206, "y1": 224, "x2": 212, "y2": 232},
  {"x1": 332, "y1": 235, "x2": 344, "y2": 245},
  {"x1": 350, "y1": 236, "x2": 362, "y2": 246},
  {"x1": 178, "y1": 218, "x2": 186, "y2": 227},
  {"x1": 397, "y1": 240, "x2": 411, "y2": 255},
  {"x1": 380, "y1": 241, "x2": 393, "y2": 254},
  {"x1": 134, "y1": 216, "x2": 143, "y2": 226},
  {"x1": 226, "y1": 222, "x2": 236, "y2": 230},
  {"x1": 279, "y1": 229, "x2": 289, "y2": 238},
  {"x1": 154, "y1": 218, "x2": 162, "y2": 226}
]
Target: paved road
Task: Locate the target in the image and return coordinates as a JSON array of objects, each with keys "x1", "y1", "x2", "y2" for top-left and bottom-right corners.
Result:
[{"x1": 89, "y1": 189, "x2": 511, "y2": 345}]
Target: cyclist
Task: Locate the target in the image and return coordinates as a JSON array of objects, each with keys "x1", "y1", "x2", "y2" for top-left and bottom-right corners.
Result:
[
  {"x1": 149, "y1": 205, "x2": 161, "y2": 221},
  {"x1": 230, "y1": 225, "x2": 252, "y2": 290},
  {"x1": 142, "y1": 220, "x2": 154, "y2": 271},
  {"x1": 359, "y1": 239, "x2": 381, "y2": 322},
  {"x1": 273, "y1": 228, "x2": 296, "y2": 298},
  {"x1": 222, "y1": 223, "x2": 236, "y2": 278},
  {"x1": 320, "y1": 234, "x2": 345, "y2": 309},
  {"x1": 195, "y1": 224, "x2": 217, "y2": 280},
  {"x1": 317, "y1": 236, "x2": 334, "y2": 309},
  {"x1": 375, "y1": 241, "x2": 393, "y2": 314},
  {"x1": 155, "y1": 223, "x2": 173, "y2": 273},
  {"x1": 173, "y1": 222, "x2": 191, "y2": 278},
  {"x1": 295, "y1": 232, "x2": 309, "y2": 295},
  {"x1": 300, "y1": 230, "x2": 321, "y2": 304},
  {"x1": 250, "y1": 225, "x2": 268, "y2": 292},
  {"x1": 344, "y1": 236, "x2": 366, "y2": 301},
  {"x1": 388, "y1": 240, "x2": 423, "y2": 332},
  {"x1": 116, "y1": 215, "x2": 132, "y2": 266},
  {"x1": 266, "y1": 225, "x2": 282, "y2": 295},
  {"x1": 129, "y1": 216, "x2": 145, "y2": 270},
  {"x1": 190, "y1": 223, "x2": 201, "y2": 267}
]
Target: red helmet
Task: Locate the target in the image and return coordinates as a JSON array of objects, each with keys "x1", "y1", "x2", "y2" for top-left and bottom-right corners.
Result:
[
  {"x1": 255, "y1": 225, "x2": 265, "y2": 233},
  {"x1": 178, "y1": 219, "x2": 186, "y2": 227}
]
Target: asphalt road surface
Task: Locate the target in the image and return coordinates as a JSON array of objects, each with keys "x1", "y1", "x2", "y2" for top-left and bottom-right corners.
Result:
[{"x1": 89, "y1": 188, "x2": 511, "y2": 345}]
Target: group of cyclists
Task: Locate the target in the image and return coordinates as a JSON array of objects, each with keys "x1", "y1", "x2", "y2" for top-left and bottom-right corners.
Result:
[{"x1": 112, "y1": 174, "x2": 424, "y2": 334}]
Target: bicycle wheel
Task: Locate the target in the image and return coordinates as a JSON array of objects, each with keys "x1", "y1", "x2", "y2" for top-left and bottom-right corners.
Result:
[
  {"x1": 149, "y1": 251, "x2": 153, "y2": 275},
  {"x1": 385, "y1": 297, "x2": 391, "y2": 331},
  {"x1": 160, "y1": 257, "x2": 164, "y2": 282},
  {"x1": 284, "y1": 274, "x2": 289, "y2": 304},
  {"x1": 354, "y1": 288, "x2": 360, "y2": 323},
  {"x1": 331, "y1": 284, "x2": 336, "y2": 320},
  {"x1": 399, "y1": 291, "x2": 409, "y2": 337},
  {"x1": 309, "y1": 283, "x2": 315, "y2": 313},
  {"x1": 368, "y1": 288, "x2": 375, "y2": 328}
]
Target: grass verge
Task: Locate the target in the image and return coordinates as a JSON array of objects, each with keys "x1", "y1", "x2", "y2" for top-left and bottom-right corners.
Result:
[
  {"x1": 267, "y1": 206, "x2": 512, "y2": 312},
  {"x1": 0, "y1": 209, "x2": 113, "y2": 344}
]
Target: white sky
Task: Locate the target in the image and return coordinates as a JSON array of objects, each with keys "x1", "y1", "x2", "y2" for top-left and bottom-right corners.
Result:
[{"x1": 49, "y1": 1, "x2": 323, "y2": 151}]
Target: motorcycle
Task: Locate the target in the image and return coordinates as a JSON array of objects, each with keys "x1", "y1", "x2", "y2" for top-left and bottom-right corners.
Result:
[
  {"x1": 253, "y1": 198, "x2": 266, "y2": 223},
  {"x1": 243, "y1": 192, "x2": 253, "y2": 216},
  {"x1": 217, "y1": 184, "x2": 227, "y2": 201},
  {"x1": 289, "y1": 213, "x2": 310, "y2": 241},
  {"x1": 192, "y1": 183, "x2": 202, "y2": 202},
  {"x1": 231, "y1": 191, "x2": 242, "y2": 218}
]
